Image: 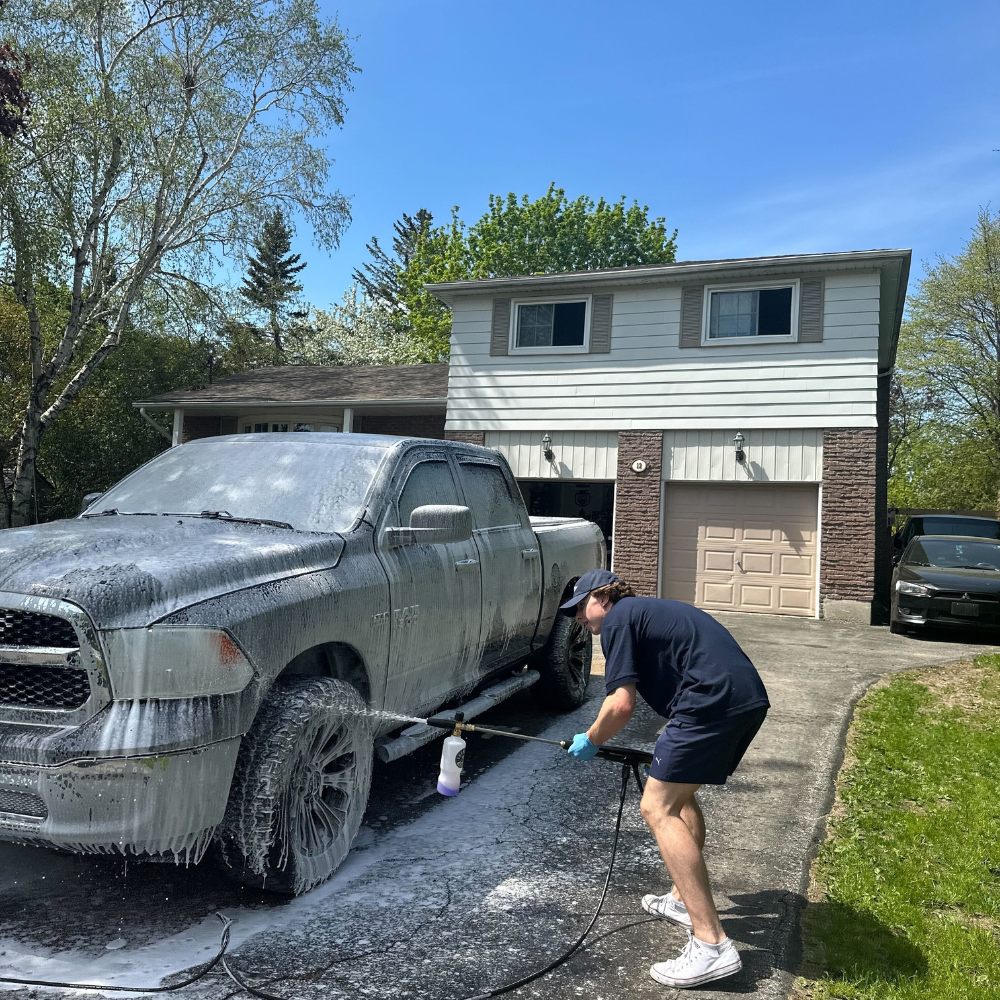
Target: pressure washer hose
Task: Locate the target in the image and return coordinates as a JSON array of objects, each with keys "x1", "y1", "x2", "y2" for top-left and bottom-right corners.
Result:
[{"x1": 0, "y1": 765, "x2": 645, "y2": 998}]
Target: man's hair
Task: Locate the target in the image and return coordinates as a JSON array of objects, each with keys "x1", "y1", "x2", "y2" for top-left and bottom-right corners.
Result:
[{"x1": 590, "y1": 581, "x2": 635, "y2": 605}]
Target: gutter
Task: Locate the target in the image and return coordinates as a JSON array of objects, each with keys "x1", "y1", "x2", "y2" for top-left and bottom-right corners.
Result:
[{"x1": 131, "y1": 397, "x2": 448, "y2": 410}]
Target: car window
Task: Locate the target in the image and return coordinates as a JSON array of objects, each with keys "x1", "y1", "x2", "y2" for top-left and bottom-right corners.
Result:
[
  {"x1": 459, "y1": 462, "x2": 521, "y2": 528},
  {"x1": 919, "y1": 517, "x2": 1000, "y2": 539},
  {"x1": 906, "y1": 538, "x2": 1000, "y2": 570},
  {"x1": 397, "y1": 460, "x2": 461, "y2": 525}
]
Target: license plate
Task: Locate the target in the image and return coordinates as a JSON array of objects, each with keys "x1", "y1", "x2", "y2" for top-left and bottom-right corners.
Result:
[{"x1": 951, "y1": 602, "x2": 979, "y2": 617}]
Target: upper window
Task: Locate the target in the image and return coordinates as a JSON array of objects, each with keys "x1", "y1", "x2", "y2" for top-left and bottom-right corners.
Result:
[
  {"x1": 397, "y1": 460, "x2": 461, "y2": 526},
  {"x1": 459, "y1": 462, "x2": 521, "y2": 528},
  {"x1": 513, "y1": 298, "x2": 589, "y2": 353},
  {"x1": 704, "y1": 282, "x2": 798, "y2": 343}
]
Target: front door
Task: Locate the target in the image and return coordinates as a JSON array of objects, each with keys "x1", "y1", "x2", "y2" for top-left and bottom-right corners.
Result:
[
  {"x1": 377, "y1": 455, "x2": 483, "y2": 716},
  {"x1": 456, "y1": 458, "x2": 541, "y2": 675}
]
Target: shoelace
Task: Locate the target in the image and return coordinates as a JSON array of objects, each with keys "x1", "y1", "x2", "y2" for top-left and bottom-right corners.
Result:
[{"x1": 669, "y1": 937, "x2": 700, "y2": 970}]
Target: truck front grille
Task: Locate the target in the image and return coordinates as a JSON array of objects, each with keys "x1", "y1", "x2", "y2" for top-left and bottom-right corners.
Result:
[
  {"x1": 0, "y1": 789, "x2": 47, "y2": 819},
  {"x1": 0, "y1": 609, "x2": 77, "y2": 648},
  {"x1": 0, "y1": 662, "x2": 91, "y2": 710}
]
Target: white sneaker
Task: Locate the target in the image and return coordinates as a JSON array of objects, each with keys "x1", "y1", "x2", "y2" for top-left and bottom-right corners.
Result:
[
  {"x1": 649, "y1": 936, "x2": 742, "y2": 988},
  {"x1": 641, "y1": 892, "x2": 693, "y2": 930}
]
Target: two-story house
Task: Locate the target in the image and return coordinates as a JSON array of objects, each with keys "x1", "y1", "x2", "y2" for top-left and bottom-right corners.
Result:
[{"x1": 430, "y1": 249, "x2": 910, "y2": 624}]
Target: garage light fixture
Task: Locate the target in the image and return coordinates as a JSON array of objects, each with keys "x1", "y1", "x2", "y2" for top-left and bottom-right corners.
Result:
[
  {"x1": 541, "y1": 433, "x2": 555, "y2": 463},
  {"x1": 734, "y1": 431, "x2": 746, "y2": 465}
]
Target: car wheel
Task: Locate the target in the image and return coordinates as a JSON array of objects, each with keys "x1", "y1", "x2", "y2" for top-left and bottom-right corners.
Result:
[
  {"x1": 530, "y1": 614, "x2": 593, "y2": 710},
  {"x1": 215, "y1": 676, "x2": 373, "y2": 895}
]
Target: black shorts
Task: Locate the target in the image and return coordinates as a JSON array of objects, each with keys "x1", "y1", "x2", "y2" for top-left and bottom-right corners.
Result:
[{"x1": 648, "y1": 706, "x2": 768, "y2": 785}]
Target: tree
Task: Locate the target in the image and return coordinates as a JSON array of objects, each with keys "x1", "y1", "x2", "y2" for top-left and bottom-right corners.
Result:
[
  {"x1": 312, "y1": 285, "x2": 421, "y2": 365},
  {"x1": 888, "y1": 209, "x2": 1000, "y2": 509},
  {"x1": 356, "y1": 185, "x2": 678, "y2": 361},
  {"x1": 0, "y1": 0, "x2": 357, "y2": 527},
  {"x1": 240, "y1": 207, "x2": 307, "y2": 353}
]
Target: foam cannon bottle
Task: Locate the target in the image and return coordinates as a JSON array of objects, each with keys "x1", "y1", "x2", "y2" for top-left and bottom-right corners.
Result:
[{"x1": 437, "y1": 712, "x2": 466, "y2": 796}]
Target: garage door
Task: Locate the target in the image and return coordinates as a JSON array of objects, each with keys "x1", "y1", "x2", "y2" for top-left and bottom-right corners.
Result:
[{"x1": 662, "y1": 484, "x2": 818, "y2": 617}]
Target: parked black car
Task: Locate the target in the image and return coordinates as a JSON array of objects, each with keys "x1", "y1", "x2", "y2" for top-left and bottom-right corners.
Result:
[
  {"x1": 890, "y1": 534, "x2": 1000, "y2": 633},
  {"x1": 892, "y1": 514, "x2": 1000, "y2": 563}
]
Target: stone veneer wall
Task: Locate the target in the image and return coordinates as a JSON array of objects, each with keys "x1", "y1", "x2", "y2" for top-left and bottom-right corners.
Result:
[
  {"x1": 612, "y1": 430, "x2": 663, "y2": 597},
  {"x1": 821, "y1": 428, "x2": 877, "y2": 616},
  {"x1": 445, "y1": 430, "x2": 486, "y2": 445}
]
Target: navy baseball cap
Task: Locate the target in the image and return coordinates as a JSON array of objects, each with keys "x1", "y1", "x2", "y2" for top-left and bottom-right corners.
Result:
[{"x1": 558, "y1": 569, "x2": 620, "y2": 615}]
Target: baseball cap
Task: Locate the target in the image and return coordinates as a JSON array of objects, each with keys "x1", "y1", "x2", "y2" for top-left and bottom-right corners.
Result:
[{"x1": 558, "y1": 569, "x2": 620, "y2": 616}]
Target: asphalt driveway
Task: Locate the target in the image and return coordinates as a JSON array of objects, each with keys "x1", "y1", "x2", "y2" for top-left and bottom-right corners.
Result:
[{"x1": 0, "y1": 616, "x2": 994, "y2": 999}]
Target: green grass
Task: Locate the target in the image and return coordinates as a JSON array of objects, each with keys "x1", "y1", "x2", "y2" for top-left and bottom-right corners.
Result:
[{"x1": 796, "y1": 653, "x2": 1000, "y2": 1000}]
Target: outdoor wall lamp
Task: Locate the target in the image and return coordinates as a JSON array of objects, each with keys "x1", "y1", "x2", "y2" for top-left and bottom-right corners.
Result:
[
  {"x1": 733, "y1": 431, "x2": 746, "y2": 465},
  {"x1": 541, "y1": 433, "x2": 555, "y2": 463}
]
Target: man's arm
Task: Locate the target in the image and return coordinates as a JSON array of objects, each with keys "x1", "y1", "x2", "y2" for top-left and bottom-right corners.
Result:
[{"x1": 587, "y1": 684, "x2": 637, "y2": 745}]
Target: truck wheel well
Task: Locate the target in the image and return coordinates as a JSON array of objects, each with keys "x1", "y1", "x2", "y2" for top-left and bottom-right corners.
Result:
[{"x1": 279, "y1": 643, "x2": 371, "y2": 704}]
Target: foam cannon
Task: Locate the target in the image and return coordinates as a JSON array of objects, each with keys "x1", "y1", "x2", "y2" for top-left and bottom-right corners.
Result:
[{"x1": 427, "y1": 713, "x2": 654, "y2": 796}]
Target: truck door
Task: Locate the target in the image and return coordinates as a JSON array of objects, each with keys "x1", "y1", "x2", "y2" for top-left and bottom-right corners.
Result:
[
  {"x1": 377, "y1": 455, "x2": 483, "y2": 716},
  {"x1": 456, "y1": 458, "x2": 542, "y2": 675}
]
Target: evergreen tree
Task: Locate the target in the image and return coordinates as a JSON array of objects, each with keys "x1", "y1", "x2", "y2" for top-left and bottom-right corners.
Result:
[
  {"x1": 352, "y1": 209, "x2": 434, "y2": 307},
  {"x1": 241, "y1": 207, "x2": 308, "y2": 352}
]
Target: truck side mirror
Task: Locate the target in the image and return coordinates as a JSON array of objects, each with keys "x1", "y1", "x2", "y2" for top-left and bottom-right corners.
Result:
[
  {"x1": 80, "y1": 492, "x2": 103, "y2": 513},
  {"x1": 385, "y1": 505, "x2": 473, "y2": 547}
]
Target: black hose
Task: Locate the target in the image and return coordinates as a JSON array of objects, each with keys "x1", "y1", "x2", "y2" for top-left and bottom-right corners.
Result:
[{"x1": 221, "y1": 762, "x2": 643, "y2": 1000}]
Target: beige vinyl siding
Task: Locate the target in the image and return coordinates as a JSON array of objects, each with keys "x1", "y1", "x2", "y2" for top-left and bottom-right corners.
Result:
[
  {"x1": 663, "y1": 429, "x2": 822, "y2": 482},
  {"x1": 485, "y1": 431, "x2": 618, "y2": 479},
  {"x1": 446, "y1": 271, "x2": 880, "y2": 431}
]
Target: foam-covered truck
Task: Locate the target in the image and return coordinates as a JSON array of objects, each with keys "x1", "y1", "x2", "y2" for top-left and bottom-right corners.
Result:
[{"x1": 0, "y1": 434, "x2": 603, "y2": 892}]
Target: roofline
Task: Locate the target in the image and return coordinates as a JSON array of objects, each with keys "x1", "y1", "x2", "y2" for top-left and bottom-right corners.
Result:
[
  {"x1": 425, "y1": 249, "x2": 913, "y2": 303},
  {"x1": 132, "y1": 397, "x2": 449, "y2": 409}
]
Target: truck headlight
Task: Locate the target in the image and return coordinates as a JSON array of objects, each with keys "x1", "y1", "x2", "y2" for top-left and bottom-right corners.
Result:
[
  {"x1": 102, "y1": 627, "x2": 255, "y2": 699},
  {"x1": 896, "y1": 580, "x2": 931, "y2": 597}
]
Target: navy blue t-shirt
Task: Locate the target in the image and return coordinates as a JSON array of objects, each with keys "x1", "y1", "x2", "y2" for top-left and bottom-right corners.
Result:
[{"x1": 602, "y1": 598, "x2": 769, "y2": 721}]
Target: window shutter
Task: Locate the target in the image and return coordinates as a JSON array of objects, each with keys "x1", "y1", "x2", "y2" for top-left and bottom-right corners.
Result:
[
  {"x1": 490, "y1": 298, "x2": 511, "y2": 356},
  {"x1": 798, "y1": 278, "x2": 824, "y2": 343},
  {"x1": 679, "y1": 285, "x2": 704, "y2": 348},
  {"x1": 589, "y1": 294, "x2": 613, "y2": 353}
]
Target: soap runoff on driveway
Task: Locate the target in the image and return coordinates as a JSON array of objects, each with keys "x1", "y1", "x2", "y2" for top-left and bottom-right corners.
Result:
[{"x1": 0, "y1": 616, "x2": 993, "y2": 999}]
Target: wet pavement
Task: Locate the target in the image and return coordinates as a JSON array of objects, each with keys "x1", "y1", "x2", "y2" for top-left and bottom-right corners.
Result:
[{"x1": 0, "y1": 615, "x2": 995, "y2": 999}]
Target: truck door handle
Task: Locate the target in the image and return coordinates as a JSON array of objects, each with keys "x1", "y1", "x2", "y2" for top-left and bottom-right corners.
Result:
[
  {"x1": 454, "y1": 558, "x2": 479, "y2": 571},
  {"x1": 520, "y1": 548, "x2": 539, "y2": 559}
]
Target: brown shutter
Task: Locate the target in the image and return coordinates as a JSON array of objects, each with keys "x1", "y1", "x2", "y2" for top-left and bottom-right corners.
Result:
[
  {"x1": 798, "y1": 278, "x2": 824, "y2": 343},
  {"x1": 589, "y1": 294, "x2": 613, "y2": 353},
  {"x1": 490, "y1": 298, "x2": 511, "y2": 356},
  {"x1": 679, "y1": 285, "x2": 704, "y2": 348}
]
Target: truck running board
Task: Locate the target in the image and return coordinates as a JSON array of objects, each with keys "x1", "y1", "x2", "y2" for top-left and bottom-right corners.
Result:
[{"x1": 374, "y1": 668, "x2": 541, "y2": 763}]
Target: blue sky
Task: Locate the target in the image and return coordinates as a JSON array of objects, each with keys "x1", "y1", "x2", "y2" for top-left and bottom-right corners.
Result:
[{"x1": 292, "y1": 0, "x2": 999, "y2": 309}]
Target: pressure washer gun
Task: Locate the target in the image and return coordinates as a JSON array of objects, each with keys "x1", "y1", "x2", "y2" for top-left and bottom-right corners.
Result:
[{"x1": 428, "y1": 713, "x2": 654, "y2": 797}]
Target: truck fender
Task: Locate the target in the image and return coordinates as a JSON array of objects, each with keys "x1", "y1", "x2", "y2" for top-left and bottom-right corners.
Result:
[{"x1": 277, "y1": 642, "x2": 372, "y2": 705}]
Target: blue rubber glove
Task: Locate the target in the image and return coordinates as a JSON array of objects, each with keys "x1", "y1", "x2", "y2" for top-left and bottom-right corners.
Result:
[{"x1": 568, "y1": 733, "x2": 599, "y2": 761}]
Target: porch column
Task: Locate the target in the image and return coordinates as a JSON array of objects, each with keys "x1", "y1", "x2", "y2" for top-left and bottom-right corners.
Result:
[
  {"x1": 172, "y1": 408, "x2": 184, "y2": 447},
  {"x1": 342, "y1": 407, "x2": 353, "y2": 433}
]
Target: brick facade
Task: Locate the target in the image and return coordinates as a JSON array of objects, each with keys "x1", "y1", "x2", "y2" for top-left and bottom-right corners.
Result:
[
  {"x1": 357, "y1": 414, "x2": 446, "y2": 439},
  {"x1": 821, "y1": 428, "x2": 877, "y2": 607},
  {"x1": 612, "y1": 431, "x2": 663, "y2": 597},
  {"x1": 182, "y1": 415, "x2": 221, "y2": 442},
  {"x1": 445, "y1": 430, "x2": 486, "y2": 445}
]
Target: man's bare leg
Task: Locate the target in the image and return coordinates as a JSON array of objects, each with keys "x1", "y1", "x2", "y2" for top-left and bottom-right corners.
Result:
[
  {"x1": 671, "y1": 794, "x2": 706, "y2": 903},
  {"x1": 640, "y1": 776, "x2": 724, "y2": 944}
]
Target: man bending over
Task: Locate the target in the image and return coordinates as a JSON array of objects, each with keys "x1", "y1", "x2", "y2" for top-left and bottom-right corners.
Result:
[{"x1": 561, "y1": 569, "x2": 769, "y2": 989}]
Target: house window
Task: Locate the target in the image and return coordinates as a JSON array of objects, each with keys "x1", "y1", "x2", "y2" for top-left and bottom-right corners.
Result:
[
  {"x1": 513, "y1": 299, "x2": 589, "y2": 352},
  {"x1": 705, "y1": 283, "x2": 797, "y2": 342}
]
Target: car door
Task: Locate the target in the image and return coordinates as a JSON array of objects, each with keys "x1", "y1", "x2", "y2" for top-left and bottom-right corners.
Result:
[
  {"x1": 377, "y1": 453, "x2": 483, "y2": 716},
  {"x1": 456, "y1": 457, "x2": 542, "y2": 676}
]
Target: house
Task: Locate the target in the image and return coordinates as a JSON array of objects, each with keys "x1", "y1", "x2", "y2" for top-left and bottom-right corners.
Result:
[{"x1": 137, "y1": 248, "x2": 909, "y2": 624}]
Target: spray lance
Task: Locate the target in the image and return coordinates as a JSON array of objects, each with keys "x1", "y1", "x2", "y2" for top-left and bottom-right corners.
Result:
[{"x1": 430, "y1": 713, "x2": 654, "y2": 796}]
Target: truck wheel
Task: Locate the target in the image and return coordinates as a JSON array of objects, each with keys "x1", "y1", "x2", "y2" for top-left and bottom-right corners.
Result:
[
  {"x1": 531, "y1": 614, "x2": 592, "y2": 710},
  {"x1": 215, "y1": 676, "x2": 373, "y2": 895}
]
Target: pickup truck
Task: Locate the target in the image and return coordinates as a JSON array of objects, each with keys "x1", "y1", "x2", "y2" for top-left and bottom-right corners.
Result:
[{"x1": 0, "y1": 434, "x2": 603, "y2": 893}]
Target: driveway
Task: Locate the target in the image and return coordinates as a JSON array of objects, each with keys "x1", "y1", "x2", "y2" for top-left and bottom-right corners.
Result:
[{"x1": 0, "y1": 617, "x2": 994, "y2": 999}]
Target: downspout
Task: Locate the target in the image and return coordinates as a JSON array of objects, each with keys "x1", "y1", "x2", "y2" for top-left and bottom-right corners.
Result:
[{"x1": 139, "y1": 408, "x2": 173, "y2": 443}]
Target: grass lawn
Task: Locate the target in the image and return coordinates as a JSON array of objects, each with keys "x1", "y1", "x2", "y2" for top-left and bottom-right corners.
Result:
[{"x1": 795, "y1": 653, "x2": 1000, "y2": 1000}]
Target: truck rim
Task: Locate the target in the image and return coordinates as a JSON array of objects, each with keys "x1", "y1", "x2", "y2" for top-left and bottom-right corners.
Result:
[
  {"x1": 289, "y1": 716, "x2": 358, "y2": 858},
  {"x1": 566, "y1": 620, "x2": 590, "y2": 688}
]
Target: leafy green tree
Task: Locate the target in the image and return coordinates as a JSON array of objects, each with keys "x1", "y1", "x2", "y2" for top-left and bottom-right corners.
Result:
[
  {"x1": 357, "y1": 185, "x2": 678, "y2": 361},
  {"x1": 241, "y1": 207, "x2": 307, "y2": 353},
  {"x1": 0, "y1": 0, "x2": 357, "y2": 527},
  {"x1": 889, "y1": 209, "x2": 1000, "y2": 510}
]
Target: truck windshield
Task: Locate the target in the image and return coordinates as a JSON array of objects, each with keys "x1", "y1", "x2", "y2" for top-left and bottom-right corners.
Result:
[{"x1": 91, "y1": 437, "x2": 390, "y2": 533}]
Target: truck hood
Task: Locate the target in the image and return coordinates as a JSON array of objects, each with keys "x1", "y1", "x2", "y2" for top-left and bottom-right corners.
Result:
[{"x1": 0, "y1": 518, "x2": 346, "y2": 628}]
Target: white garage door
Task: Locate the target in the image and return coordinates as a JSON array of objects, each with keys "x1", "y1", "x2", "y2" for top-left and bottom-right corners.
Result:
[{"x1": 662, "y1": 484, "x2": 818, "y2": 617}]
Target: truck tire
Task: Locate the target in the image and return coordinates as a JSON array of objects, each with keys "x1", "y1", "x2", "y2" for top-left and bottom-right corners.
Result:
[
  {"x1": 530, "y1": 614, "x2": 592, "y2": 710},
  {"x1": 215, "y1": 676, "x2": 373, "y2": 895}
]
